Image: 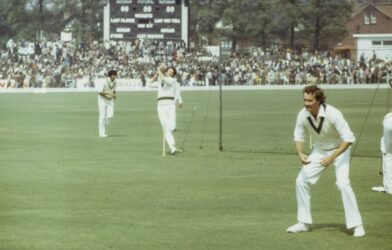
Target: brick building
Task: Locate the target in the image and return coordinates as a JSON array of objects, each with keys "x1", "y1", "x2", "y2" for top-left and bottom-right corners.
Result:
[{"x1": 335, "y1": 3, "x2": 392, "y2": 61}]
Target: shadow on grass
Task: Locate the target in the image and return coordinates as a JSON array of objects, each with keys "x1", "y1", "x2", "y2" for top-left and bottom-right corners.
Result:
[
  {"x1": 224, "y1": 149, "x2": 296, "y2": 156},
  {"x1": 224, "y1": 148, "x2": 380, "y2": 159},
  {"x1": 311, "y1": 223, "x2": 351, "y2": 235},
  {"x1": 107, "y1": 134, "x2": 127, "y2": 138}
]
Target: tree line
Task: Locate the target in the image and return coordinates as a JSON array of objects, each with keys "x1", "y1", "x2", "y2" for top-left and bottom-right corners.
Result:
[
  {"x1": 191, "y1": 0, "x2": 354, "y2": 51},
  {"x1": 0, "y1": 0, "x2": 363, "y2": 51},
  {"x1": 0, "y1": 0, "x2": 105, "y2": 45}
]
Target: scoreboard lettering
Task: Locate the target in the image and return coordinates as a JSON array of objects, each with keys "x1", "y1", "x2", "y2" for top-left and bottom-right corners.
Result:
[{"x1": 109, "y1": 0, "x2": 182, "y2": 41}]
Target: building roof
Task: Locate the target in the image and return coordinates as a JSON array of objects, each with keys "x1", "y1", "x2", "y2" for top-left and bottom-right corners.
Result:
[
  {"x1": 351, "y1": 3, "x2": 392, "y2": 19},
  {"x1": 377, "y1": 5, "x2": 392, "y2": 18}
]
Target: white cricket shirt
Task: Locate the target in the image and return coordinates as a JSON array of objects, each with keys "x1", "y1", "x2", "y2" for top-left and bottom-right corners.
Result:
[
  {"x1": 294, "y1": 104, "x2": 355, "y2": 151},
  {"x1": 156, "y1": 75, "x2": 177, "y2": 104}
]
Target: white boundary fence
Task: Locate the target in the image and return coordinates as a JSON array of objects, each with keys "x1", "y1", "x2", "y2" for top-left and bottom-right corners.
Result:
[{"x1": 0, "y1": 83, "x2": 391, "y2": 94}]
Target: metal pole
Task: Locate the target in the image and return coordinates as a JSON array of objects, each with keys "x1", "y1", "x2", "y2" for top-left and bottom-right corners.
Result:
[{"x1": 219, "y1": 36, "x2": 223, "y2": 151}]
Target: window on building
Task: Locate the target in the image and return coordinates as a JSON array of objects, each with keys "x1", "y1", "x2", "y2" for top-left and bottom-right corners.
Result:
[
  {"x1": 370, "y1": 13, "x2": 377, "y2": 24},
  {"x1": 372, "y1": 41, "x2": 382, "y2": 46},
  {"x1": 364, "y1": 13, "x2": 370, "y2": 24},
  {"x1": 384, "y1": 40, "x2": 392, "y2": 46},
  {"x1": 364, "y1": 11, "x2": 376, "y2": 25}
]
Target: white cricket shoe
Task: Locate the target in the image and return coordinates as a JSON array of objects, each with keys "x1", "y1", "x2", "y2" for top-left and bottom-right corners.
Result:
[
  {"x1": 371, "y1": 186, "x2": 386, "y2": 192},
  {"x1": 353, "y1": 225, "x2": 366, "y2": 237},
  {"x1": 99, "y1": 134, "x2": 108, "y2": 138},
  {"x1": 170, "y1": 148, "x2": 183, "y2": 155},
  {"x1": 286, "y1": 222, "x2": 309, "y2": 233}
]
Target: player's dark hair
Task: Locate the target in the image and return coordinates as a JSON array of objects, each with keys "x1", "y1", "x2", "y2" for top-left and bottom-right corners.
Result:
[
  {"x1": 303, "y1": 85, "x2": 326, "y2": 104},
  {"x1": 167, "y1": 66, "x2": 177, "y2": 77},
  {"x1": 108, "y1": 70, "x2": 117, "y2": 77}
]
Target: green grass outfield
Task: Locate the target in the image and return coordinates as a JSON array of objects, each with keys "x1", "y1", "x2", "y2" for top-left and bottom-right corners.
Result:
[{"x1": 0, "y1": 88, "x2": 391, "y2": 250}]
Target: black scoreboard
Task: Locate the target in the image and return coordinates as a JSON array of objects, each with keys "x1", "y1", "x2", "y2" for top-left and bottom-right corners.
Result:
[{"x1": 109, "y1": 0, "x2": 183, "y2": 41}]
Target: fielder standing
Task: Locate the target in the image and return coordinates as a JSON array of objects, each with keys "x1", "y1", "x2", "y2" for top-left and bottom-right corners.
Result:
[
  {"x1": 287, "y1": 85, "x2": 365, "y2": 237},
  {"x1": 171, "y1": 80, "x2": 183, "y2": 132},
  {"x1": 151, "y1": 64, "x2": 181, "y2": 155},
  {"x1": 96, "y1": 70, "x2": 117, "y2": 138},
  {"x1": 372, "y1": 112, "x2": 392, "y2": 194}
]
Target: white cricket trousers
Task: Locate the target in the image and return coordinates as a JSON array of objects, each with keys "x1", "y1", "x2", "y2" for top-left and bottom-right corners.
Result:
[
  {"x1": 157, "y1": 102, "x2": 176, "y2": 152},
  {"x1": 171, "y1": 107, "x2": 177, "y2": 132},
  {"x1": 98, "y1": 96, "x2": 114, "y2": 136},
  {"x1": 381, "y1": 113, "x2": 392, "y2": 193},
  {"x1": 295, "y1": 147, "x2": 363, "y2": 229}
]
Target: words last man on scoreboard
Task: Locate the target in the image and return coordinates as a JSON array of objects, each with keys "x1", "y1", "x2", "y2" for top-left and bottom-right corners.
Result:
[{"x1": 109, "y1": 0, "x2": 183, "y2": 41}]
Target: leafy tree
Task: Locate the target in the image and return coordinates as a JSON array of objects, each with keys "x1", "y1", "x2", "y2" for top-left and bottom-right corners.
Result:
[
  {"x1": 0, "y1": 0, "x2": 31, "y2": 41},
  {"x1": 0, "y1": 0, "x2": 66, "y2": 42},
  {"x1": 191, "y1": 0, "x2": 355, "y2": 51},
  {"x1": 274, "y1": 0, "x2": 304, "y2": 49},
  {"x1": 194, "y1": 0, "x2": 219, "y2": 33},
  {"x1": 215, "y1": 0, "x2": 274, "y2": 50},
  {"x1": 78, "y1": 0, "x2": 103, "y2": 42},
  {"x1": 0, "y1": 0, "x2": 105, "y2": 43},
  {"x1": 301, "y1": 0, "x2": 353, "y2": 50},
  {"x1": 31, "y1": 0, "x2": 65, "y2": 39},
  {"x1": 0, "y1": 0, "x2": 359, "y2": 51},
  {"x1": 188, "y1": 0, "x2": 226, "y2": 49}
]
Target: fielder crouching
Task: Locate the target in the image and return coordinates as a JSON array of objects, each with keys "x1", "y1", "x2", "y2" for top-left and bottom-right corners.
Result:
[{"x1": 287, "y1": 85, "x2": 365, "y2": 237}]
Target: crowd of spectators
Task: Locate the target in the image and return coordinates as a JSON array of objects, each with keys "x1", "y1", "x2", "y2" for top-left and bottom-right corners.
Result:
[{"x1": 0, "y1": 38, "x2": 391, "y2": 89}]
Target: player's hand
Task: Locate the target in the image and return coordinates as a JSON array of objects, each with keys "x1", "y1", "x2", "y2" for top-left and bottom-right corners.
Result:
[
  {"x1": 298, "y1": 153, "x2": 311, "y2": 165},
  {"x1": 158, "y1": 64, "x2": 166, "y2": 73},
  {"x1": 320, "y1": 156, "x2": 334, "y2": 167}
]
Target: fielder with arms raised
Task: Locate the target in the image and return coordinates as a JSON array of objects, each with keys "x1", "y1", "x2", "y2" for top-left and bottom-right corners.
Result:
[
  {"x1": 96, "y1": 70, "x2": 117, "y2": 138},
  {"x1": 287, "y1": 85, "x2": 365, "y2": 237},
  {"x1": 151, "y1": 64, "x2": 182, "y2": 155}
]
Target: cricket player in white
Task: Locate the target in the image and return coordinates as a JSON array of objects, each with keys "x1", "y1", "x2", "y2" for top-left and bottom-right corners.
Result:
[
  {"x1": 96, "y1": 70, "x2": 117, "y2": 138},
  {"x1": 372, "y1": 112, "x2": 392, "y2": 194},
  {"x1": 151, "y1": 65, "x2": 181, "y2": 155},
  {"x1": 287, "y1": 85, "x2": 365, "y2": 237},
  {"x1": 171, "y1": 81, "x2": 183, "y2": 132}
]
